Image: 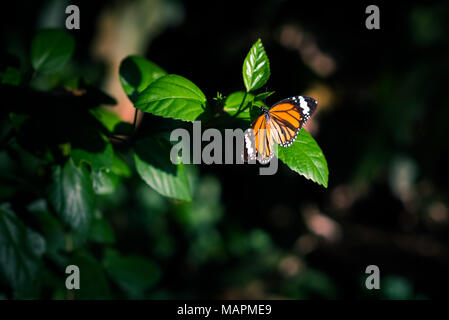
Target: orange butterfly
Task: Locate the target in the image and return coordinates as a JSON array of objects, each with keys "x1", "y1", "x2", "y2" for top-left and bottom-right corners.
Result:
[{"x1": 244, "y1": 96, "x2": 318, "y2": 163}]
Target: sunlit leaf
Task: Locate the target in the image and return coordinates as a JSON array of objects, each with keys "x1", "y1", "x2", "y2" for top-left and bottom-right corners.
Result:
[
  {"x1": 242, "y1": 39, "x2": 270, "y2": 92},
  {"x1": 135, "y1": 74, "x2": 206, "y2": 121},
  {"x1": 89, "y1": 108, "x2": 123, "y2": 133},
  {"x1": 277, "y1": 129, "x2": 328, "y2": 188},
  {"x1": 254, "y1": 91, "x2": 275, "y2": 101},
  {"x1": 90, "y1": 107, "x2": 134, "y2": 136},
  {"x1": 223, "y1": 91, "x2": 254, "y2": 121},
  {"x1": 119, "y1": 55, "x2": 167, "y2": 103}
]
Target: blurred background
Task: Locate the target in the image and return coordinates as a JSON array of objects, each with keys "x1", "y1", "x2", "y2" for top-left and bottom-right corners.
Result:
[{"x1": 1, "y1": 0, "x2": 449, "y2": 299}]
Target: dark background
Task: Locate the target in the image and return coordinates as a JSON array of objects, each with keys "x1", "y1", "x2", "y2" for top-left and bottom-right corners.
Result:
[{"x1": 1, "y1": 0, "x2": 449, "y2": 299}]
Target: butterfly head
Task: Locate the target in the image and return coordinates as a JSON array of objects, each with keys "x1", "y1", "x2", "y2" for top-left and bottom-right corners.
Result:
[
  {"x1": 261, "y1": 104, "x2": 269, "y2": 113},
  {"x1": 260, "y1": 104, "x2": 271, "y2": 120}
]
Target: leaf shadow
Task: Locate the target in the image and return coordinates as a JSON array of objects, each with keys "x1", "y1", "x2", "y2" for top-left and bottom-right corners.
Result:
[
  {"x1": 120, "y1": 58, "x2": 142, "y2": 103},
  {"x1": 134, "y1": 137, "x2": 177, "y2": 176},
  {"x1": 70, "y1": 114, "x2": 109, "y2": 154}
]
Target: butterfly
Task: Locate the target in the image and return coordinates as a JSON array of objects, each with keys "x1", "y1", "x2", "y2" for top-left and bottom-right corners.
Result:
[{"x1": 244, "y1": 95, "x2": 318, "y2": 164}]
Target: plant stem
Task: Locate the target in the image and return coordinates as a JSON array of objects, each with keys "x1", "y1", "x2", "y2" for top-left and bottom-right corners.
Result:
[{"x1": 232, "y1": 92, "x2": 248, "y2": 118}]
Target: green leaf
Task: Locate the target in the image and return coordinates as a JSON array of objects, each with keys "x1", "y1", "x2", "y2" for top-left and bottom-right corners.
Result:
[
  {"x1": 28, "y1": 200, "x2": 88, "y2": 257},
  {"x1": 103, "y1": 249, "x2": 161, "y2": 298},
  {"x1": 92, "y1": 169, "x2": 120, "y2": 195},
  {"x1": 223, "y1": 91, "x2": 254, "y2": 121},
  {"x1": 90, "y1": 151, "x2": 131, "y2": 196},
  {"x1": 89, "y1": 108, "x2": 122, "y2": 133},
  {"x1": 71, "y1": 132, "x2": 114, "y2": 173},
  {"x1": 119, "y1": 55, "x2": 167, "y2": 103},
  {"x1": 31, "y1": 206, "x2": 66, "y2": 255},
  {"x1": 89, "y1": 212, "x2": 115, "y2": 244},
  {"x1": 135, "y1": 74, "x2": 206, "y2": 121},
  {"x1": 89, "y1": 107, "x2": 133, "y2": 136},
  {"x1": 111, "y1": 153, "x2": 132, "y2": 178},
  {"x1": 69, "y1": 251, "x2": 111, "y2": 299},
  {"x1": 0, "y1": 204, "x2": 45, "y2": 294},
  {"x1": 249, "y1": 104, "x2": 264, "y2": 122},
  {"x1": 82, "y1": 147, "x2": 129, "y2": 194},
  {"x1": 243, "y1": 39, "x2": 270, "y2": 92},
  {"x1": 0, "y1": 67, "x2": 21, "y2": 86},
  {"x1": 277, "y1": 129, "x2": 329, "y2": 188},
  {"x1": 31, "y1": 29, "x2": 75, "y2": 74},
  {"x1": 254, "y1": 91, "x2": 275, "y2": 101},
  {"x1": 48, "y1": 158, "x2": 95, "y2": 234},
  {"x1": 134, "y1": 137, "x2": 191, "y2": 201},
  {"x1": 252, "y1": 100, "x2": 267, "y2": 108}
]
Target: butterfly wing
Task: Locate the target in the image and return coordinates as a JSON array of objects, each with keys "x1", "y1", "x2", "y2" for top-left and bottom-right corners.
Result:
[
  {"x1": 244, "y1": 96, "x2": 318, "y2": 164},
  {"x1": 244, "y1": 114, "x2": 275, "y2": 164},
  {"x1": 268, "y1": 95, "x2": 318, "y2": 147}
]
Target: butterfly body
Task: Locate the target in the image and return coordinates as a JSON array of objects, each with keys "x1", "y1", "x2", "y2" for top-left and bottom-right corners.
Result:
[{"x1": 244, "y1": 95, "x2": 318, "y2": 164}]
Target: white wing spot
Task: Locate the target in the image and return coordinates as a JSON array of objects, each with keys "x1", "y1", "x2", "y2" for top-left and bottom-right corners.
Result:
[
  {"x1": 245, "y1": 130, "x2": 257, "y2": 160},
  {"x1": 299, "y1": 96, "x2": 310, "y2": 116}
]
